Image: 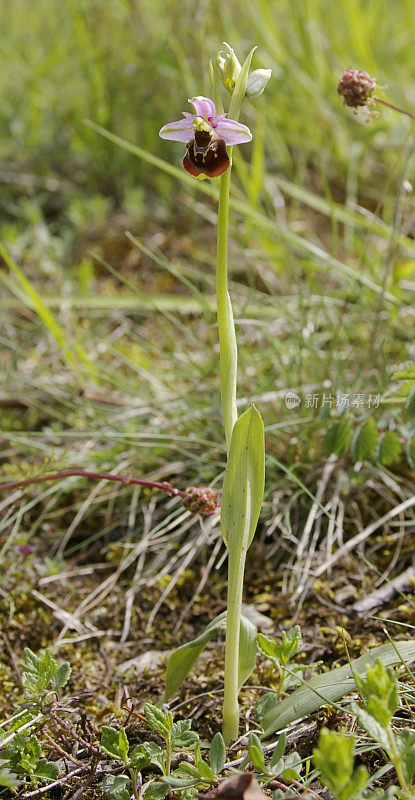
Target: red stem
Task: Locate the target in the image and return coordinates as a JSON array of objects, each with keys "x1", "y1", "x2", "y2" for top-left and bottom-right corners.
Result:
[
  {"x1": 374, "y1": 95, "x2": 415, "y2": 120},
  {"x1": 0, "y1": 469, "x2": 186, "y2": 496}
]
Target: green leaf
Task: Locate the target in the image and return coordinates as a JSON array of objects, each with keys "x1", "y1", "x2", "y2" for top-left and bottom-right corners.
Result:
[
  {"x1": 134, "y1": 742, "x2": 165, "y2": 772},
  {"x1": 54, "y1": 663, "x2": 71, "y2": 690},
  {"x1": 171, "y1": 720, "x2": 199, "y2": 749},
  {"x1": 22, "y1": 648, "x2": 71, "y2": 698},
  {"x1": 161, "y1": 776, "x2": 200, "y2": 789},
  {"x1": 143, "y1": 781, "x2": 169, "y2": 799},
  {"x1": 259, "y1": 639, "x2": 415, "y2": 738},
  {"x1": 101, "y1": 774, "x2": 131, "y2": 800},
  {"x1": 11, "y1": 735, "x2": 42, "y2": 775},
  {"x1": 408, "y1": 438, "x2": 415, "y2": 469},
  {"x1": 281, "y1": 751, "x2": 302, "y2": 780},
  {"x1": 0, "y1": 768, "x2": 20, "y2": 788},
  {"x1": 396, "y1": 729, "x2": 415, "y2": 785},
  {"x1": 164, "y1": 612, "x2": 227, "y2": 701},
  {"x1": 221, "y1": 404, "x2": 265, "y2": 551},
  {"x1": 196, "y1": 760, "x2": 216, "y2": 781},
  {"x1": 351, "y1": 417, "x2": 378, "y2": 462},
  {"x1": 405, "y1": 385, "x2": 415, "y2": 416},
  {"x1": 323, "y1": 419, "x2": 352, "y2": 456},
  {"x1": 378, "y1": 431, "x2": 402, "y2": 466},
  {"x1": 33, "y1": 759, "x2": 59, "y2": 781},
  {"x1": 313, "y1": 729, "x2": 367, "y2": 800},
  {"x1": 258, "y1": 627, "x2": 302, "y2": 669},
  {"x1": 177, "y1": 763, "x2": 203, "y2": 778},
  {"x1": 210, "y1": 732, "x2": 226, "y2": 774},
  {"x1": 248, "y1": 733, "x2": 265, "y2": 771},
  {"x1": 143, "y1": 704, "x2": 170, "y2": 738},
  {"x1": 353, "y1": 660, "x2": 398, "y2": 727},
  {"x1": 101, "y1": 727, "x2": 129, "y2": 763},
  {"x1": 238, "y1": 615, "x2": 257, "y2": 690},
  {"x1": 342, "y1": 765, "x2": 370, "y2": 800},
  {"x1": 351, "y1": 704, "x2": 391, "y2": 753},
  {"x1": 128, "y1": 743, "x2": 153, "y2": 772},
  {"x1": 269, "y1": 733, "x2": 286, "y2": 768}
]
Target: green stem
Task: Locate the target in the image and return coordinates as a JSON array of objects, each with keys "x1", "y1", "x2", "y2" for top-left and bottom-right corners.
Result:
[
  {"x1": 386, "y1": 726, "x2": 411, "y2": 797},
  {"x1": 165, "y1": 740, "x2": 172, "y2": 777},
  {"x1": 216, "y1": 158, "x2": 238, "y2": 454},
  {"x1": 129, "y1": 769, "x2": 141, "y2": 800},
  {"x1": 222, "y1": 548, "x2": 246, "y2": 744}
]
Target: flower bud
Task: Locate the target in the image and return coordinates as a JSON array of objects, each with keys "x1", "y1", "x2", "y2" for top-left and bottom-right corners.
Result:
[
  {"x1": 246, "y1": 68, "x2": 272, "y2": 98},
  {"x1": 182, "y1": 486, "x2": 221, "y2": 516},
  {"x1": 216, "y1": 42, "x2": 241, "y2": 93}
]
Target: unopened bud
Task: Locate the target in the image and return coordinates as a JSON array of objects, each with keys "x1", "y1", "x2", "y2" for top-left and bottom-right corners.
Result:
[
  {"x1": 216, "y1": 42, "x2": 241, "y2": 93},
  {"x1": 182, "y1": 486, "x2": 221, "y2": 516},
  {"x1": 246, "y1": 68, "x2": 272, "y2": 98},
  {"x1": 338, "y1": 68, "x2": 376, "y2": 108}
]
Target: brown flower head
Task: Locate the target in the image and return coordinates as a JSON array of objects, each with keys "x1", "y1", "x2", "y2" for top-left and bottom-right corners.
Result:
[
  {"x1": 338, "y1": 68, "x2": 376, "y2": 108},
  {"x1": 182, "y1": 486, "x2": 221, "y2": 516}
]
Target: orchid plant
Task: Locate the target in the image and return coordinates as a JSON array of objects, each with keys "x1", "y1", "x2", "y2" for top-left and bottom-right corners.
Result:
[{"x1": 159, "y1": 44, "x2": 270, "y2": 744}]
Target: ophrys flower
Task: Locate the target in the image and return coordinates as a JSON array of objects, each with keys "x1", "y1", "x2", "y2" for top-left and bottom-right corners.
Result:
[{"x1": 159, "y1": 95, "x2": 252, "y2": 178}]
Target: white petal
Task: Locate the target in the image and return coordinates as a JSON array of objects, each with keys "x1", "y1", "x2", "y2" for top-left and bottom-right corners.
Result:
[
  {"x1": 188, "y1": 96, "x2": 216, "y2": 119},
  {"x1": 215, "y1": 118, "x2": 252, "y2": 145},
  {"x1": 159, "y1": 118, "x2": 194, "y2": 142}
]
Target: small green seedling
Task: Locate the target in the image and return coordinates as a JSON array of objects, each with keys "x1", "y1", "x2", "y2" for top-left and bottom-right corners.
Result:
[
  {"x1": 313, "y1": 729, "x2": 368, "y2": 800},
  {"x1": 0, "y1": 647, "x2": 71, "y2": 791},
  {"x1": 101, "y1": 704, "x2": 202, "y2": 800},
  {"x1": 22, "y1": 647, "x2": 71, "y2": 702},
  {"x1": 351, "y1": 660, "x2": 415, "y2": 799},
  {"x1": 257, "y1": 626, "x2": 304, "y2": 698}
]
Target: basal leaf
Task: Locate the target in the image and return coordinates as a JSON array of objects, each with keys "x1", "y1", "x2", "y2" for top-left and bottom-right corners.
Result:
[
  {"x1": 164, "y1": 612, "x2": 227, "y2": 701},
  {"x1": 210, "y1": 732, "x2": 226, "y2": 774},
  {"x1": 248, "y1": 733, "x2": 265, "y2": 771},
  {"x1": 238, "y1": 615, "x2": 257, "y2": 690},
  {"x1": 259, "y1": 639, "x2": 415, "y2": 738}
]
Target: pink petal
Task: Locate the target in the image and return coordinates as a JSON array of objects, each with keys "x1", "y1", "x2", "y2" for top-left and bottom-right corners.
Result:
[
  {"x1": 159, "y1": 118, "x2": 194, "y2": 142},
  {"x1": 188, "y1": 96, "x2": 216, "y2": 120},
  {"x1": 215, "y1": 118, "x2": 252, "y2": 145}
]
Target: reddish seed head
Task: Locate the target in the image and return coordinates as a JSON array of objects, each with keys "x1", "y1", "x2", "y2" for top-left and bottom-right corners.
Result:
[
  {"x1": 338, "y1": 68, "x2": 376, "y2": 108},
  {"x1": 19, "y1": 544, "x2": 35, "y2": 556},
  {"x1": 182, "y1": 486, "x2": 221, "y2": 516}
]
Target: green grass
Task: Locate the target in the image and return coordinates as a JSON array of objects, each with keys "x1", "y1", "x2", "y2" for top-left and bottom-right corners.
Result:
[{"x1": 1, "y1": 0, "x2": 415, "y2": 592}]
